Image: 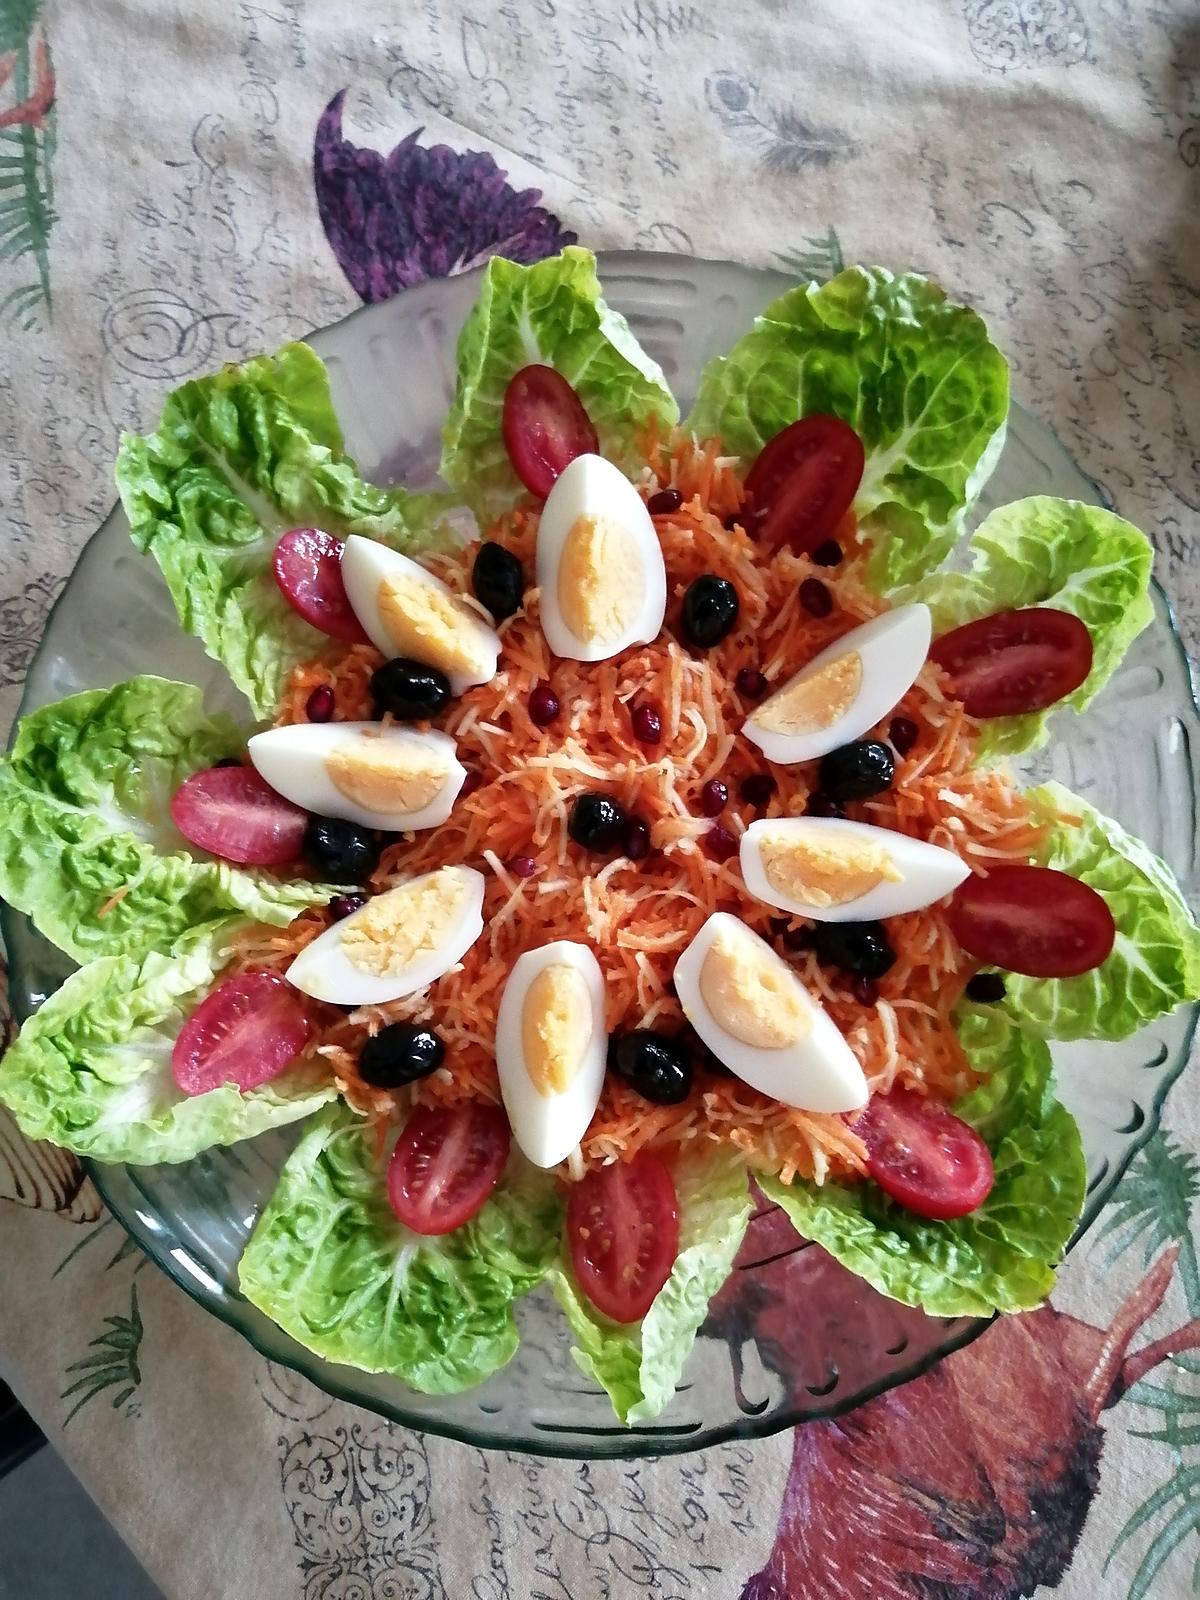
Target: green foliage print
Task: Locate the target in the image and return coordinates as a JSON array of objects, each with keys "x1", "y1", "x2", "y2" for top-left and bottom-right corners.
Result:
[{"x1": 0, "y1": 3, "x2": 56, "y2": 329}]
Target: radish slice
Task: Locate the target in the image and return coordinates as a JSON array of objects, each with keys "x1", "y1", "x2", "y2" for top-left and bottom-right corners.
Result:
[
  {"x1": 170, "y1": 766, "x2": 307, "y2": 866},
  {"x1": 172, "y1": 970, "x2": 319, "y2": 1095},
  {"x1": 273, "y1": 528, "x2": 370, "y2": 642}
]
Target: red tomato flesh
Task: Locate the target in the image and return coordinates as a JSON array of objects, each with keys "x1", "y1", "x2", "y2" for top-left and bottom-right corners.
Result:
[
  {"x1": 273, "y1": 527, "x2": 370, "y2": 643},
  {"x1": 387, "y1": 1103, "x2": 511, "y2": 1236},
  {"x1": 951, "y1": 864, "x2": 1116, "y2": 977},
  {"x1": 929, "y1": 607, "x2": 1093, "y2": 719},
  {"x1": 172, "y1": 970, "x2": 318, "y2": 1096},
  {"x1": 742, "y1": 415, "x2": 865, "y2": 555},
  {"x1": 502, "y1": 365, "x2": 599, "y2": 499},
  {"x1": 855, "y1": 1087, "x2": 995, "y2": 1220},
  {"x1": 170, "y1": 765, "x2": 307, "y2": 866},
  {"x1": 566, "y1": 1149, "x2": 679, "y2": 1323}
]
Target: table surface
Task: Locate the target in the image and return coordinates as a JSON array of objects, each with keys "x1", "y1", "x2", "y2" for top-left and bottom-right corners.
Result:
[{"x1": 1, "y1": 3, "x2": 1199, "y2": 1597}]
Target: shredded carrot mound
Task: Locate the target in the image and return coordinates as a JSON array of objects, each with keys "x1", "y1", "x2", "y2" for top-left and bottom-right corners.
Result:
[{"x1": 258, "y1": 435, "x2": 1044, "y2": 1184}]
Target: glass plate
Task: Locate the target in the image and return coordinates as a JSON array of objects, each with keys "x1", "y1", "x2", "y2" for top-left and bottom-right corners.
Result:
[{"x1": 4, "y1": 253, "x2": 1198, "y2": 1460}]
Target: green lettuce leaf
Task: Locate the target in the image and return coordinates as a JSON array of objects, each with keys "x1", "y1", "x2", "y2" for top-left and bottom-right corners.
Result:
[
  {"x1": 0, "y1": 676, "x2": 331, "y2": 963},
  {"x1": 238, "y1": 1104, "x2": 563, "y2": 1394},
  {"x1": 115, "y1": 343, "x2": 451, "y2": 718},
  {"x1": 911, "y1": 497, "x2": 1155, "y2": 758},
  {"x1": 1000, "y1": 783, "x2": 1200, "y2": 1041},
  {"x1": 551, "y1": 1148, "x2": 751, "y2": 1424},
  {"x1": 0, "y1": 922, "x2": 335, "y2": 1164},
  {"x1": 687, "y1": 266, "x2": 1010, "y2": 589},
  {"x1": 760, "y1": 1010, "x2": 1086, "y2": 1318},
  {"x1": 440, "y1": 247, "x2": 679, "y2": 518}
]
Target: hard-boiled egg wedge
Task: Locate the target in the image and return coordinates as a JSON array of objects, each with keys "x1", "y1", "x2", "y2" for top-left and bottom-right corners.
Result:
[
  {"x1": 248, "y1": 722, "x2": 465, "y2": 833},
  {"x1": 743, "y1": 604, "x2": 932, "y2": 765},
  {"x1": 674, "y1": 913, "x2": 867, "y2": 1113},
  {"x1": 740, "y1": 817, "x2": 969, "y2": 923},
  {"x1": 495, "y1": 941, "x2": 607, "y2": 1168},
  {"x1": 286, "y1": 866, "x2": 485, "y2": 1005},
  {"x1": 536, "y1": 453, "x2": 666, "y2": 662},
  {"x1": 341, "y1": 536, "x2": 500, "y2": 693}
]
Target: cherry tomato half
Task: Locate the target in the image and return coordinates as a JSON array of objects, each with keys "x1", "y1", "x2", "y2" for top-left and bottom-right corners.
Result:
[
  {"x1": 273, "y1": 527, "x2": 370, "y2": 643},
  {"x1": 950, "y1": 864, "x2": 1116, "y2": 978},
  {"x1": 854, "y1": 1087, "x2": 995, "y2": 1220},
  {"x1": 387, "y1": 1102, "x2": 511, "y2": 1236},
  {"x1": 742, "y1": 415, "x2": 865, "y2": 555},
  {"x1": 929, "y1": 607, "x2": 1093, "y2": 719},
  {"x1": 566, "y1": 1149, "x2": 679, "y2": 1323},
  {"x1": 172, "y1": 970, "x2": 318, "y2": 1096},
  {"x1": 170, "y1": 765, "x2": 308, "y2": 866},
  {"x1": 502, "y1": 365, "x2": 599, "y2": 499}
]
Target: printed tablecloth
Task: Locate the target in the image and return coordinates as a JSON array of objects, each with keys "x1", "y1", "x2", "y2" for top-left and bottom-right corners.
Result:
[{"x1": 2, "y1": 2, "x2": 1199, "y2": 1596}]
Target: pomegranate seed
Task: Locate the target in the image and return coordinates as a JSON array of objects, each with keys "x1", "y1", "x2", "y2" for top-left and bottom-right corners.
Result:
[
  {"x1": 723, "y1": 510, "x2": 744, "y2": 532},
  {"x1": 799, "y1": 578, "x2": 833, "y2": 617},
  {"x1": 784, "y1": 925, "x2": 813, "y2": 953},
  {"x1": 632, "y1": 703, "x2": 662, "y2": 746},
  {"x1": 329, "y1": 893, "x2": 366, "y2": 921},
  {"x1": 647, "y1": 487, "x2": 682, "y2": 515},
  {"x1": 698, "y1": 779, "x2": 728, "y2": 817},
  {"x1": 889, "y1": 716, "x2": 919, "y2": 756},
  {"x1": 704, "y1": 823, "x2": 739, "y2": 862},
  {"x1": 740, "y1": 773, "x2": 776, "y2": 806},
  {"x1": 459, "y1": 768, "x2": 483, "y2": 797},
  {"x1": 806, "y1": 791, "x2": 845, "y2": 818},
  {"x1": 624, "y1": 817, "x2": 651, "y2": 860},
  {"x1": 812, "y1": 539, "x2": 843, "y2": 567},
  {"x1": 510, "y1": 854, "x2": 537, "y2": 879},
  {"x1": 529, "y1": 683, "x2": 560, "y2": 727},
  {"x1": 305, "y1": 684, "x2": 335, "y2": 722},
  {"x1": 735, "y1": 666, "x2": 767, "y2": 700},
  {"x1": 851, "y1": 975, "x2": 879, "y2": 1005}
]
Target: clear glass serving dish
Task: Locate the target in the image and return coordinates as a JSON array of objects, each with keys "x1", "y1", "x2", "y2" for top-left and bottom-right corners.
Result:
[{"x1": 4, "y1": 253, "x2": 1197, "y2": 1459}]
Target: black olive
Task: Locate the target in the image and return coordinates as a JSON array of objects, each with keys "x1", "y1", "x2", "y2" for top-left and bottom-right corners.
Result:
[
  {"x1": 610, "y1": 1031, "x2": 694, "y2": 1105},
  {"x1": 358, "y1": 1023, "x2": 446, "y2": 1087},
  {"x1": 568, "y1": 792, "x2": 626, "y2": 852},
  {"x1": 304, "y1": 817, "x2": 380, "y2": 884},
  {"x1": 370, "y1": 657, "x2": 452, "y2": 720},
  {"x1": 681, "y1": 575, "x2": 739, "y2": 648},
  {"x1": 813, "y1": 920, "x2": 896, "y2": 979},
  {"x1": 472, "y1": 541, "x2": 525, "y2": 621},
  {"x1": 818, "y1": 740, "x2": 895, "y2": 802},
  {"x1": 965, "y1": 971, "x2": 1007, "y2": 1003}
]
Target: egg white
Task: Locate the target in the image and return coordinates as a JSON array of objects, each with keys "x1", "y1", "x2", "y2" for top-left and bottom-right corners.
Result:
[
  {"x1": 743, "y1": 603, "x2": 932, "y2": 765},
  {"x1": 494, "y1": 940, "x2": 607, "y2": 1169},
  {"x1": 535, "y1": 453, "x2": 667, "y2": 662},
  {"x1": 674, "y1": 913, "x2": 867, "y2": 1113},
  {"x1": 740, "y1": 817, "x2": 970, "y2": 923}
]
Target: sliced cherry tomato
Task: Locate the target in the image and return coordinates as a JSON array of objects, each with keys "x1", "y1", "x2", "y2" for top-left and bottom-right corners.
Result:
[
  {"x1": 950, "y1": 864, "x2": 1115, "y2": 977},
  {"x1": 502, "y1": 365, "x2": 599, "y2": 499},
  {"x1": 172, "y1": 970, "x2": 318, "y2": 1096},
  {"x1": 387, "y1": 1102, "x2": 511, "y2": 1236},
  {"x1": 741, "y1": 415, "x2": 865, "y2": 555},
  {"x1": 854, "y1": 1087, "x2": 994, "y2": 1220},
  {"x1": 566, "y1": 1149, "x2": 679, "y2": 1323},
  {"x1": 170, "y1": 765, "x2": 307, "y2": 866},
  {"x1": 929, "y1": 607, "x2": 1093, "y2": 718},
  {"x1": 273, "y1": 527, "x2": 370, "y2": 643}
]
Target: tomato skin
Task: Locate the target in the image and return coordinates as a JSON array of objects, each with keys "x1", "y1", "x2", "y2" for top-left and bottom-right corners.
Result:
[
  {"x1": 855, "y1": 1087, "x2": 995, "y2": 1220},
  {"x1": 387, "y1": 1103, "x2": 511, "y2": 1237},
  {"x1": 566, "y1": 1149, "x2": 679, "y2": 1324},
  {"x1": 950, "y1": 864, "x2": 1116, "y2": 978},
  {"x1": 172, "y1": 970, "x2": 318, "y2": 1095},
  {"x1": 742, "y1": 416, "x2": 865, "y2": 555},
  {"x1": 273, "y1": 528, "x2": 370, "y2": 643},
  {"x1": 929, "y1": 607, "x2": 1093, "y2": 718},
  {"x1": 502, "y1": 365, "x2": 599, "y2": 499},
  {"x1": 170, "y1": 765, "x2": 308, "y2": 866}
]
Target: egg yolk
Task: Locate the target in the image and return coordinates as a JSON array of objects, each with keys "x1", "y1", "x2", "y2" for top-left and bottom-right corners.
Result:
[
  {"x1": 755, "y1": 651, "x2": 863, "y2": 736},
  {"x1": 558, "y1": 513, "x2": 644, "y2": 644},
  {"x1": 699, "y1": 929, "x2": 810, "y2": 1050},
  {"x1": 377, "y1": 575, "x2": 487, "y2": 679},
  {"x1": 327, "y1": 738, "x2": 448, "y2": 816},
  {"x1": 521, "y1": 963, "x2": 591, "y2": 1096},
  {"x1": 758, "y1": 827, "x2": 902, "y2": 908},
  {"x1": 342, "y1": 870, "x2": 471, "y2": 976}
]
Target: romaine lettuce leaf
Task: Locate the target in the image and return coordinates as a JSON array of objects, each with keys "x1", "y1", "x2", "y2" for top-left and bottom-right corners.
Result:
[
  {"x1": 0, "y1": 676, "x2": 331, "y2": 963},
  {"x1": 115, "y1": 342, "x2": 452, "y2": 718},
  {"x1": 440, "y1": 247, "x2": 679, "y2": 518},
  {"x1": 760, "y1": 1010, "x2": 1086, "y2": 1318},
  {"x1": 238, "y1": 1104, "x2": 563, "y2": 1394},
  {"x1": 687, "y1": 266, "x2": 1010, "y2": 589},
  {"x1": 911, "y1": 497, "x2": 1155, "y2": 758},
  {"x1": 0, "y1": 922, "x2": 334, "y2": 1164},
  {"x1": 551, "y1": 1147, "x2": 751, "y2": 1424},
  {"x1": 1001, "y1": 783, "x2": 1200, "y2": 1041}
]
